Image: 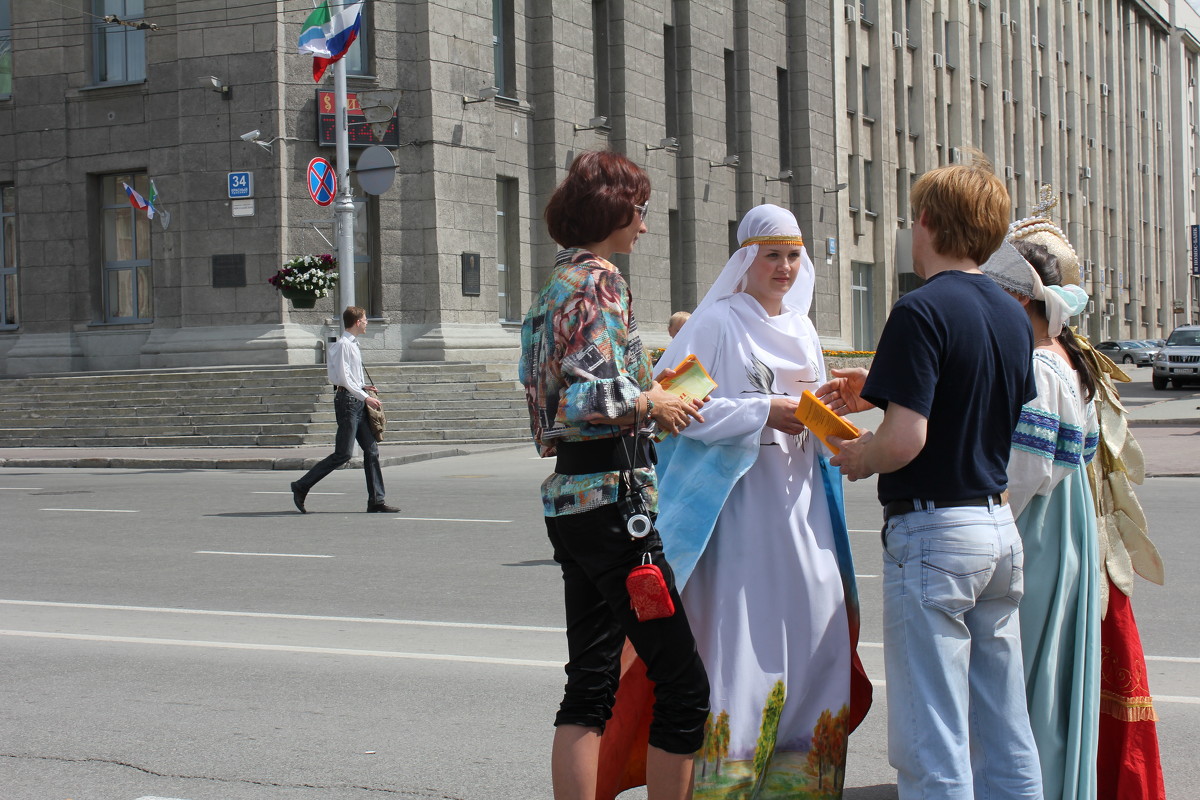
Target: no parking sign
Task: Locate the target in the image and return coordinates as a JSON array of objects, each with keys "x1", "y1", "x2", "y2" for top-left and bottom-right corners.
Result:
[{"x1": 306, "y1": 157, "x2": 336, "y2": 207}]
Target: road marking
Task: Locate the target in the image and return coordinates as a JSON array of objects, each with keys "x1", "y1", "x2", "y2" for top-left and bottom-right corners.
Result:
[
  {"x1": 0, "y1": 629, "x2": 561, "y2": 668},
  {"x1": 1146, "y1": 654, "x2": 1200, "y2": 664},
  {"x1": 0, "y1": 487, "x2": 42, "y2": 490},
  {"x1": 1154, "y1": 695, "x2": 1200, "y2": 705},
  {"x1": 849, "y1": 528, "x2": 881, "y2": 534},
  {"x1": 194, "y1": 551, "x2": 334, "y2": 559},
  {"x1": 393, "y1": 516, "x2": 512, "y2": 523},
  {"x1": 0, "y1": 600, "x2": 565, "y2": 633},
  {"x1": 252, "y1": 491, "x2": 344, "y2": 495},
  {"x1": 855, "y1": 574, "x2": 880, "y2": 579},
  {"x1": 40, "y1": 508, "x2": 138, "y2": 513}
]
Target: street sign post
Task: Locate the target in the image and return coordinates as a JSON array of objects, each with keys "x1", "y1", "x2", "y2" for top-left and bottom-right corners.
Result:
[
  {"x1": 307, "y1": 158, "x2": 337, "y2": 207},
  {"x1": 227, "y1": 171, "x2": 253, "y2": 199}
]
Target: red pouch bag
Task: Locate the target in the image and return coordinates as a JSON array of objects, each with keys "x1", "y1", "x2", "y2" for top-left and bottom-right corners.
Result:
[{"x1": 626, "y1": 554, "x2": 676, "y2": 621}]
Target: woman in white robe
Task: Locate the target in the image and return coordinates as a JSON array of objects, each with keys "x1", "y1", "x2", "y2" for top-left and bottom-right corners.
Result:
[{"x1": 652, "y1": 205, "x2": 871, "y2": 798}]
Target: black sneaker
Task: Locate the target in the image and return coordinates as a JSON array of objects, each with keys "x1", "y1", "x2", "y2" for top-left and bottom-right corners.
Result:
[
  {"x1": 290, "y1": 481, "x2": 308, "y2": 514},
  {"x1": 367, "y1": 502, "x2": 400, "y2": 513}
]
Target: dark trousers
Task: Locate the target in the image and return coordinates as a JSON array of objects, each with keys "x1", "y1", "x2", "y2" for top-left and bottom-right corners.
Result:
[
  {"x1": 546, "y1": 504, "x2": 709, "y2": 755},
  {"x1": 294, "y1": 390, "x2": 385, "y2": 504}
]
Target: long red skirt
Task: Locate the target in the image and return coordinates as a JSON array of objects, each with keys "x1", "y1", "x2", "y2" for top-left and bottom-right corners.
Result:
[{"x1": 1097, "y1": 577, "x2": 1165, "y2": 800}]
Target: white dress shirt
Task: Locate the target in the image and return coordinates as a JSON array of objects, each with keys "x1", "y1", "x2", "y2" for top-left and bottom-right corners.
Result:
[{"x1": 327, "y1": 332, "x2": 368, "y2": 401}]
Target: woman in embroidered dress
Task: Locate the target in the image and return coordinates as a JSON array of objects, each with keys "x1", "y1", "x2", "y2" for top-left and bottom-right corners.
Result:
[
  {"x1": 646, "y1": 204, "x2": 871, "y2": 799},
  {"x1": 983, "y1": 237, "x2": 1101, "y2": 800}
]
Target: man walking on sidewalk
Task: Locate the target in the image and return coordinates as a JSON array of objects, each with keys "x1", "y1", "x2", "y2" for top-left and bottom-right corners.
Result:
[{"x1": 290, "y1": 306, "x2": 398, "y2": 514}]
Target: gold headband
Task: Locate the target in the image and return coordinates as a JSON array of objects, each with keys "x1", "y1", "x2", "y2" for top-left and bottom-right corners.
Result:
[{"x1": 740, "y1": 235, "x2": 805, "y2": 248}]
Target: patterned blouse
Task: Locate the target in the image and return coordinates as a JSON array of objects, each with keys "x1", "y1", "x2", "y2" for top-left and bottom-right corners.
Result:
[
  {"x1": 1008, "y1": 349, "x2": 1100, "y2": 515},
  {"x1": 519, "y1": 247, "x2": 656, "y2": 517}
]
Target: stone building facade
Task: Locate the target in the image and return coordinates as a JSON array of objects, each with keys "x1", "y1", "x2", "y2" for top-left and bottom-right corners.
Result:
[{"x1": 0, "y1": 1, "x2": 1197, "y2": 375}]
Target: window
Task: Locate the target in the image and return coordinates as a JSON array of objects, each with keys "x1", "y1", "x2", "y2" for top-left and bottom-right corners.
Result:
[
  {"x1": 861, "y1": 65, "x2": 872, "y2": 118},
  {"x1": 777, "y1": 68, "x2": 791, "y2": 168},
  {"x1": 93, "y1": 1, "x2": 146, "y2": 85},
  {"x1": 0, "y1": 185, "x2": 15, "y2": 327},
  {"x1": 592, "y1": 1, "x2": 611, "y2": 118},
  {"x1": 100, "y1": 173, "x2": 152, "y2": 322},
  {"x1": 0, "y1": 1, "x2": 11, "y2": 98},
  {"x1": 863, "y1": 159, "x2": 875, "y2": 213},
  {"x1": 351, "y1": 197, "x2": 376, "y2": 314},
  {"x1": 346, "y1": 3, "x2": 371, "y2": 76},
  {"x1": 724, "y1": 49, "x2": 739, "y2": 155},
  {"x1": 496, "y1": 178, "x2": 520, "y2": 322},
  {"x1": 665, "y1": 25, "x2": 679, "y2": 138},
  {"x1": 851, "y1": 262, "x2": 874, "y2": 349},
  {"x1": 492, "y1": 0, "x2": 515, "y2": 97}
]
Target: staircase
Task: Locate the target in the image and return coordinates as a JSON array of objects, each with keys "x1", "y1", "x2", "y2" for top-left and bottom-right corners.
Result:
[{"x1": 0, "y1": 364, "x2": 530, "y2": 448}]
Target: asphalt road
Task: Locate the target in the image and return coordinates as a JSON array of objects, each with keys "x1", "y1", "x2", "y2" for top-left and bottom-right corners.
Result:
[{"x1": 0, "y1": 429, "x2": 1196, "y2": 797}]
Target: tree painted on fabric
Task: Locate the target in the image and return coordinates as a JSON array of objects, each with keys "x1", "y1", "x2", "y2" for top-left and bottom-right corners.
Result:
[
  {"x1": 698, "y1": 709, "x2": 731, "y2": 779},
  {"x1": 804, "y1": 704, "x2": 851, "y2": 793},
  {"x1": 751, "y1": 681, "x2": 786, "y2": 797},
  {"x1": 713, "y1": 710, "x2": 729, "y2": 777}
]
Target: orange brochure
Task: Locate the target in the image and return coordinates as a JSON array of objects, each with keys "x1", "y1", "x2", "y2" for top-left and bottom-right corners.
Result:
[
  {"x1": 654, "y1": 355, "x2": 717, "y2": 440},
  {"x1": 794, "y1": 390, "x2": 860, "y2": 454},
  {"x1": 658, "y1": 354, "x2": 717, "y2": 403}
]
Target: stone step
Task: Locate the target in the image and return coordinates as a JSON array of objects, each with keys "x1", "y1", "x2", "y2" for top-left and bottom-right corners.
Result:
[{"x1": 0, "y1": 431, "x2": 528, "y2": 448}]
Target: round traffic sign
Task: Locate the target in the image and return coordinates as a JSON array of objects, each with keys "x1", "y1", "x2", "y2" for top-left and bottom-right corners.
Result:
[
  {"x1": 307, "y1": 157, "x2": 337, "y2": 206},
  {"x1": 355, "y1": 145, "x2": 397, "y2": 196}
]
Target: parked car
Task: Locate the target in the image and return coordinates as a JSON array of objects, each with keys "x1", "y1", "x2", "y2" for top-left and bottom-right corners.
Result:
[
  {"x1": 1151, "y1": 325, "x2": 1200, "y2": 390},
  {"x1": 1094, "y1": 339, "x2": 1158, "y2": 366}
]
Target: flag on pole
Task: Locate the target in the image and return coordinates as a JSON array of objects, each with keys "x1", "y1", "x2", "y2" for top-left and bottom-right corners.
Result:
[
  {"x1": 298, "y1": 1, "x2": 364, "y2": 83},
  {"x1": 148, "y1": 179, "x2": 171, "y2": 229},
  {"x1": 122, "y1": 182, "x2": 150, "y2": 213}
]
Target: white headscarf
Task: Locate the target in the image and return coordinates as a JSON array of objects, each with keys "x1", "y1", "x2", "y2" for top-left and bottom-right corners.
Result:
[
  {"x1": 981, "y1": 241, "x2": 1089, "y2": 338},
  {"x1": 683, "y1": 204, "x2": 815, "y2": 321},
  {"x1": 659, "y1": 204, "x2": 819, "y2": 372}
]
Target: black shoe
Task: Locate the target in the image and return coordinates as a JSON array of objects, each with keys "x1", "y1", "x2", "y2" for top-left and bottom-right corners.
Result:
[
  {"x1": 290, "y1": 481, "x2": 308, "y2": 514},
  {"x1": 367, "y1": 502, "x2": 400, "y2": 513}
]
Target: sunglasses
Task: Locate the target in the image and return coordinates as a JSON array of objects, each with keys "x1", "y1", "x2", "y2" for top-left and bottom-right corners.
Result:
[{"x1": 634, "y1": 201, "x2": 649, "y2": 221}]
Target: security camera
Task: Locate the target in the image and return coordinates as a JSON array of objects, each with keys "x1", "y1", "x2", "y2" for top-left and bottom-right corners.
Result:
[{"x1": 240, "y1": 130, "x2": 261, "y2": 142}]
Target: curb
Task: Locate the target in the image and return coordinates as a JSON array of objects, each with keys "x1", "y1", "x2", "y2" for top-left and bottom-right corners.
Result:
[{"x1": 0, "y1": 443, "x2": 527, "y2": 471}]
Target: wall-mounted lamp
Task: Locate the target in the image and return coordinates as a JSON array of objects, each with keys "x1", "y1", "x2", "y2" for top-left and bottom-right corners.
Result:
[
  {"x1": 823, "y1": 182, "x2": 849, "y2": 193},
  {"x1": 765, "y1": 169, "x2": 793, "y2": 182},
  {"x1": 574, "y1": 116, "x2": 609, "y2": 132},
  {"x1": 462, "y1": 86, "x2": 499, "y2": 105},
  {"x1": 709, "y1": 155, "x2": 739, "y2": 169},
  {"x1": 199, "y1": 75, "x2": 231, "y2": 99},
  {"x1": 646, "y1": 137, "x2": 679, "y2": 152}
]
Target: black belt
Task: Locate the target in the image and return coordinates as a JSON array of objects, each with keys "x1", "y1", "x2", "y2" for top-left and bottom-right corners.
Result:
[
  {"x1": 335, "y1": 386, "x2": 362, "y2": 393},
  {"x1": 554, "y1": 437, "x2": 656, "y2": 475},
  {"x1": 883, "y1": 492, "x2": 1007, "y2": 521}
]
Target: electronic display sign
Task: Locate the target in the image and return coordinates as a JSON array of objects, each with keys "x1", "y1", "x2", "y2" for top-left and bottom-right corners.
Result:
[{"x1": 317, "y1": 91, "x2": 400, "y2": 148}]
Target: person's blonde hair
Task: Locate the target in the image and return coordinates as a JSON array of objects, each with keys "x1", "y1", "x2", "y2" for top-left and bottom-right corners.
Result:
[{"x1": 910, "y1": 149, "x2": 1010, "y2": 265}]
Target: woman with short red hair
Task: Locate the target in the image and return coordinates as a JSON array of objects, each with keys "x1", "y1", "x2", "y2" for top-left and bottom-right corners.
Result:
[{"x1": 520, "y1": 150, "x2": 710, "y2": 800}]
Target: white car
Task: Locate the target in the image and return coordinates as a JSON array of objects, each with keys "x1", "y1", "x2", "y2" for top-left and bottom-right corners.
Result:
[{"x1": 1151, "y1": 325, "x2": 1200, "y2": 390}]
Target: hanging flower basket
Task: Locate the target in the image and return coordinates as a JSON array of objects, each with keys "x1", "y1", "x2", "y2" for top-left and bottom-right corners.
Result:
[
  {"x1": 280, "y1": 286, "x2": 319, "y2": 308},
  {"x1": 269, "y1": 254, "x2": 339, "y2": 309}
]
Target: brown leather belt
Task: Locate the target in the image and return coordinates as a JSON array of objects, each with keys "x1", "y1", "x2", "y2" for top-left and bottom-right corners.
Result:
[{"x1": 883, "y1": 492, "x2": 1008, "y2": 520}]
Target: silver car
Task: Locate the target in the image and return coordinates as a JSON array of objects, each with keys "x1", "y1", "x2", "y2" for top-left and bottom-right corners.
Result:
[
  {"x1": 1094, "y1": 339, "x2": 1158, "y2": 367},
  {"x1": 1151, "y1": 325, "x2": 1200, "y2": 390}
]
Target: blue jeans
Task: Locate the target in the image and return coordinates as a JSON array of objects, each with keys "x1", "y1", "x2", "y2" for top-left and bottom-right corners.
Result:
[
  {"x1": 882, "y1": 502, "x2": 1043, "y2": 800},
  {"x1": 294, "y1": 390, "x2": 385, "y2": 505}
]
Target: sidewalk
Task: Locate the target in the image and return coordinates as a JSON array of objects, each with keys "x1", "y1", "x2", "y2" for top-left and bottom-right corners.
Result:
[
  {"x1": 1, "y1": 381, "x2": 1196, "y2": 476},
  {"x1": 0, "y1": 442, "x2": 527, "y2": 472}
]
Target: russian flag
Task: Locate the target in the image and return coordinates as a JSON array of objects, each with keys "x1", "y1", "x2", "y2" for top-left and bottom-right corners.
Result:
[
  {"x1": 299, "y1": 1, "x2": 364, "y2": 83},
  {"x1": 122, "y1": 182, "x2": 150, "y2": 215}
]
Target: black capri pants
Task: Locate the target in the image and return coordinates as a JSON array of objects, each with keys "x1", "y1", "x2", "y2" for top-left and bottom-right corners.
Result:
[{"x1": 545, "y1": 503, "x2": 710, "y2": 755}]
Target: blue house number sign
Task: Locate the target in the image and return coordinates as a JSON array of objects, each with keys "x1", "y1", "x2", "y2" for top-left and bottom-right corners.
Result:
[{"x1": 228, "y1": 172, "x2": 253, "y2": 199}]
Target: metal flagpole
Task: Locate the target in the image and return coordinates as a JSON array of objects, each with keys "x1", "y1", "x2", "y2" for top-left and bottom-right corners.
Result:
[{"x1": 333, "y1": 0, "x2": 356, "y2": 311}]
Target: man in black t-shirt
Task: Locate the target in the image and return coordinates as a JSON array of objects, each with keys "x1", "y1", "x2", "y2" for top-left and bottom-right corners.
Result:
[{"x1": 819, "y1": 156, "x2": 1042, "y2": 800}]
